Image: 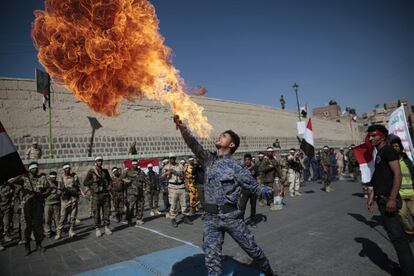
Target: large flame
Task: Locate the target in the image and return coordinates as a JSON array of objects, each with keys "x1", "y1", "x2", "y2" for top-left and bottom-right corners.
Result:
[{"x1": 32, "y1": 0, "x2": 212, "y2": 138}]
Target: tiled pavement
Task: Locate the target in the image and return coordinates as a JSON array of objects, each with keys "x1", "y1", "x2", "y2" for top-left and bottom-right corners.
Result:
[{"x1": 1, "y1": 180, "x2": 413, "y2": 275}]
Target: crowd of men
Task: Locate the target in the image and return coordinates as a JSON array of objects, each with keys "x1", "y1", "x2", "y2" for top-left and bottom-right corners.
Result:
[{"x1": 0, "y1": 143, "x2": 361, "y2": 255}]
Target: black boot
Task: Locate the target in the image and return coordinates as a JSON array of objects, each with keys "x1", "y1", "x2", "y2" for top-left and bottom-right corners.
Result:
[
  {"x1": 263, "y1": 267, "x2": 275, "y2": 276},
  {"x1": 35, "y1": 241, "x2": 46, "y2": 253},
  {"x1": 25, "y1": 242, "x2": 31, "y2": 256},
  {"x1": 171, "y1": 219, "x2": 178, "y2": 228},
  {"x1": 183, "y1": 215, "x2": 193, "y2": 225}
]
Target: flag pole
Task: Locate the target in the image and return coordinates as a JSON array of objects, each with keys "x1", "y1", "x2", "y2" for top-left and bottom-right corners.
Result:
[
  {"x1": 48, "y1": 80, "x2": 53, "y2": 159},
  {"x1": 48, "y1": 101, "x2": 53, "y2": 158}
]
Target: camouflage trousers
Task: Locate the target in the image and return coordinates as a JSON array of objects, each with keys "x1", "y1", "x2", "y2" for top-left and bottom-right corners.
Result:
[
  {"x1": 323, "y1": 167, "x2": 331, "y2": 188},
  {"x1": 58, "y1": 198, "x2": 78, "y2": 230},
  {"x1": 112, "y1": 192, "x2": 125, "y2": 216},
  {"x1": 187, "y1": 183, "x2": 199, "y2": 209},
  {"x1": 18, "y1": 206, "x2": 26, "y2": 242},
  {"x1": 23, "y1": 197, "x2": 44, "y2": 242},
  {"x1": 202, "y1": 213, "x2": 271, "y2": 276},
  {"x1": 145, "y1": 190, "x2": 159, "y2": 210},
  {"x1": 91, "y1": 193, "x2": 111, "y2": 227},
  {"x1": 0, "y1": 207, "x2": 11, "y2": 238},
  {"x1": 288, "y1": 169, "x2": 300, "y2": 194},
  {"x1": 44, "y1": 203, "x2": 61, "y2": 235},
  {"x1": 126, "y1": 195, "x2": 145, "y2": 222}
]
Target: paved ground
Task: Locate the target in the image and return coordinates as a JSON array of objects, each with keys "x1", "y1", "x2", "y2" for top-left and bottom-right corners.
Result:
[{"x1": 1, "y1": 180, "x2": 413, "y2": 276}]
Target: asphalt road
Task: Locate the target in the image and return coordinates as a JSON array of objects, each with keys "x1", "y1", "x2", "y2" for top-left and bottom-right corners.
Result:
[{"x1": 0, "y1": 180, "x2": 412, "y2": 275}]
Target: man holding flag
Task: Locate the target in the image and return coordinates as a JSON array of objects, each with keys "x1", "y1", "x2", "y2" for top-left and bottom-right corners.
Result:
[
  {"x1": 363, "y1": 125, "x2": 414, "y2": 275},
  {"x1": 0, "y1": 122, "x2": 27, "y2": 251}
]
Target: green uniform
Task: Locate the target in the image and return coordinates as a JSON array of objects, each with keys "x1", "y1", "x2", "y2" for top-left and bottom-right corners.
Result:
[
  {"x1": 20, "y1": 174, "x2": 48, "y2": 243},
  {"x1": 125, "y1": 168, "x2": 148, "y2": 223},
  {"x1": 57, "y1": 173, "x2": 80, "y2": 232},
  {"x1": 43, "y1": 178, "x2": 61, "y2": 236},
  {"x1": 0, "y1": 181, "x2": 14, "y2": 239},
  {"x1": 111, "y1": 175, "x2": 127, "y2": 221},
  {"x1": 84, "y1": 167, "x2": 112, "y2": 228},
  {"x1": 321, "y1": 151, "x2": 331, "y2": 189}
]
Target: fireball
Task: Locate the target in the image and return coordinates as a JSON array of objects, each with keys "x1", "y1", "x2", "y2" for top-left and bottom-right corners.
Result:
[{"x1": 32, "y1": 0, "x2": 212, "y2": 138}]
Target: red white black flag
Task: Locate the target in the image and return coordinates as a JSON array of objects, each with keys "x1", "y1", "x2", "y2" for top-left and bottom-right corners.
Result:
[
  {"x1": 36, "y1": 69, "x2": 51, "y2": 111},
  {"x1": 0, "y1": 122, "x2": 26, "y2": 182},
  {"x1": 352, "y1": 137, "x2": 375, "y2": 183},
  {"x1": 300, "y1": 118, "x2": 315, "y2": 157}
]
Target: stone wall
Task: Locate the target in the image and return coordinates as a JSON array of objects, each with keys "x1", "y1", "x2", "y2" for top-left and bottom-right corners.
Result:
[{"x1": 1, "y1": 77, "x2": 362, "y2": 163}]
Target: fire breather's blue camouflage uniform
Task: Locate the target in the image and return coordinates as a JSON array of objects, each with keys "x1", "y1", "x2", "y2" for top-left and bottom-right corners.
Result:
[{"x1": 179, "y1": 126, "x2": 273, "y2": 276}]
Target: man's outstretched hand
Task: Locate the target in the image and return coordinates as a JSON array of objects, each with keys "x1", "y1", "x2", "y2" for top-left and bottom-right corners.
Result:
[{"x1": 173, "y1": 115, "x2": 185, "y2": 129}]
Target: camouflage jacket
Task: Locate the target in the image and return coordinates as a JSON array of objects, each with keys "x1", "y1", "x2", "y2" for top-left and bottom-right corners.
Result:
[
  {"x1": 125, "y1": 168, "x2": 147, "y2": 196},
  {"x1": 45, "y1": 178, "x2": 61, "y2": 205},
  {"x1": 321, "y1": 151, "x2": 331, "y2": 167},
  {"x1": 185, "y1": 164, "x2": 194, "y2": 185},
  {"x1": 161, "y1": 163, "x2": 185, "y2": 185},
  {"x1": 83, "y1": 167, "x2": 111, "y2": 195},
  {"x1": 111, "y1": 175, "x2": 127, "y2": 193},
  {"x1": 179, "y1": 126, "x2": 266, "y2": 206},
  {"x1": 19, "y1": 174, "x2": 48, "y2": 202},
  {"x1": 60, "y1": 173, "x2": 80, "y2": 200},
  {"x1": 146, "y1": 170, "x2": 160, "y2": 192},
  {"x1": 258, "y1": 157, "x2": 281, "y2": 184},
  {"x1": 26, "y1": 146, "x2": 42, "y2": 160},
  {"x1": 0, "y1": 181, "x2": 14, "y2": 209}
]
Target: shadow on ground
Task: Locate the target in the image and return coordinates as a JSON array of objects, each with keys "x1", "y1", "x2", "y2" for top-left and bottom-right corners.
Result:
[
  {"x1": 171, "y1": 254, "x2": 262, "y2": 276},
  {"x1": 354, "y1": 237, "x2": 402, "y2": 276}
]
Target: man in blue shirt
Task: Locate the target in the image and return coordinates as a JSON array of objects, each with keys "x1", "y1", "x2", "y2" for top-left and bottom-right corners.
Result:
[{"x1": 173, "y1": 116, "x2": 274, "y2": 276}]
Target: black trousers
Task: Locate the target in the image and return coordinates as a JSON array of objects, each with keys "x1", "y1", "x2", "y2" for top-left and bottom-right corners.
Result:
[
  {"x1": 239, "y1": 192, "x2": 257, "y2": 220},
  {"x1": 196, "y1": 184, "x2": 205, "y2": 209},
  {"x1": 377, "y1": 199, "x2": 414, "y2": 276}
]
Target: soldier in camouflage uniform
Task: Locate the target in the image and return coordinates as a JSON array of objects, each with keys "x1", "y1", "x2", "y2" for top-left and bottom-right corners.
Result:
[
  {"x1": 185, "y1": 158, "x2": 200, "y2": 214},
  {"x1": 146, "y1": 163, "x2": 162, "y2": 216},
  {"x1": 55, "y1": 163, "x2": 80, "y2": 239},
  {"x1": 174, "y1": 115, "x2": 274, "y2": 276},
  {"x1": 321, "y1": 146, "x2": 333, "y2": 192},
  {"x1": 258, "y1": 147, "x2": 282, "y2": 206},
  {"x1": 125, "y1": 159, "x2": 147, "y2": 226},
  {"x1": 161, "y1": 153, "x2": 192, "y2": 228},
  {"x1": 346, "y1": 144, "x2": 359, "y2": 181},
  {"x1": 280, "y1": 153, "x2": 289, "y2": 184},
  {"x1": 1, "y1": 179, "x2": 15, "y2": 250},
  {"x1": 111, "y1": 167, "x2": 128, "y2": 222},
  {"x1": 43, "y1": 171, "x2": 61, "y2": 238},
  {"x1": 15, "y1": 162, "x2": 48, "y2": 255},
  {"x1": 83, "y1": 156, "x2": 112, "y2": 237},
  {"x1": 287, "y1": 149, "x2": 302, "y2": 197},
  {"x1": 159, "y1": 159, "x2": 170, "y2": 212},
  {"x1": 25, "y1": 141, "x2": 42, "y2": 160}
]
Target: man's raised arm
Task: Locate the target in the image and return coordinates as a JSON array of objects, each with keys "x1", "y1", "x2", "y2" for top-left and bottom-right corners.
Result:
[{"x1": 173, "y1": 115, "x2": 209, "y2": 164}]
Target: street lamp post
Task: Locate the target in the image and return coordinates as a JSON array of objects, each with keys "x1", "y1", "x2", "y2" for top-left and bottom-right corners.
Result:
[{"x1": 292, "y1": 82, "x2": 301, "y2": 121}]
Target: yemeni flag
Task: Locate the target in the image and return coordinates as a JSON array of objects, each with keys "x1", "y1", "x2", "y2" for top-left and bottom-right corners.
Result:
[
  {"x1": 36, "y1": 69, "x2": 51, "y2": 111},
  {"x1": 352, "y1": 137, "x2": 375, "y2": 183},
  {"x1": 300, "y1": 118, "x2": 315, "y2": 158},
  {"x1": 123, "y1": 158, "x2": 160, "y2": 174},
  {"x1": 0, "y1": 122, "x2": 26, "y2": 182}
]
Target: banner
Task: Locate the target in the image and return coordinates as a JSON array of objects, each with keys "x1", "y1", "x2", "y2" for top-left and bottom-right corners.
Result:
[
  {"x1": 297, "y1": 121, "x2": 306, "y2": 135},
  {"x1": 388, "y1": 106, "x2": 414, "y2": 161},
  {"x1": 0, "y1": 121, "x2": 26, "y2": 182},
  {"x1": 36, "y1": 69, "x2": 51, "y2": 111}
]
